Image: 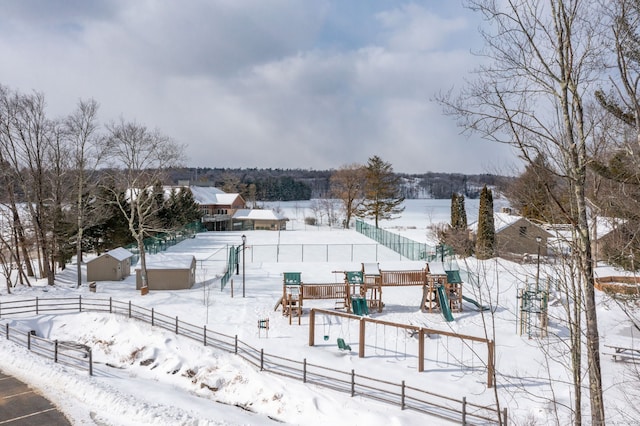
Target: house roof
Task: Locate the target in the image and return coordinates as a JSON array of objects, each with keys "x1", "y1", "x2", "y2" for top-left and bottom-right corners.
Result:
[
  {"x1": 470, "y1": 212, "x2": 552, "y2": 237},
  {"x1": 233, "y1": 209, "x2": 288, "y2": 221},
  {"x1": 189, "y1": 186, "x2": 242, "y2": 206}
]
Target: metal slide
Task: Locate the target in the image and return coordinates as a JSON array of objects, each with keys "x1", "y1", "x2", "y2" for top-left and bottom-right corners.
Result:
[{"x1": 436, "y1": 285, "x2": 455, "y2": 322}]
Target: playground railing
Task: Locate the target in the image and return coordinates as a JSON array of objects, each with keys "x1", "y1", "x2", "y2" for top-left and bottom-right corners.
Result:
[{"x1": 0, "y1": 296, "x2": 506, "y2": 425}]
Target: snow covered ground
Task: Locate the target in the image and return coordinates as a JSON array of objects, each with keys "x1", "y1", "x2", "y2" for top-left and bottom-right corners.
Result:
[{"x1": 0, "y1": 199, "x2": 638, "y2": 425}]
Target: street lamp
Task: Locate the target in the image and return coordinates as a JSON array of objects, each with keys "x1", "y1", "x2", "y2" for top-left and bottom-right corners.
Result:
[
  {"x1": 242, "y1": 234, "x2": 246, "y2": 298},
  {"x1": 535, "y1": 236, "x2": 542, "y2": 292}
]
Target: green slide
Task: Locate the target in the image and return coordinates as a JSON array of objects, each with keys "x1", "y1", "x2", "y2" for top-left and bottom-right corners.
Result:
[
  {"x1": 436, "y1": 285, "x2": 455, "y2": 322},
  {"x1": 462, "y1": 295, "x2": 490, "y2": 311}
]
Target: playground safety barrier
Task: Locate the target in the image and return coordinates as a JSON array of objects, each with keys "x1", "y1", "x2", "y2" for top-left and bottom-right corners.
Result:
[{"x1": 0, "y1": 296, "x2": 507, "y2": 425}]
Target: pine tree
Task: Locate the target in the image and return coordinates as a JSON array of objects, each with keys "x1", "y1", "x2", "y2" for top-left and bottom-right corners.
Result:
[
  {"x1": 475, "y1": 185, "x2": 495, "y2": 259},
  {"x1": 357, "y1": 156, "x2": 405, "y2": 227}
]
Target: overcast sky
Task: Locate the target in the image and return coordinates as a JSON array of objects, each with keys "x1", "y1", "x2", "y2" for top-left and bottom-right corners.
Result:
[{"x1": 0, "y1": 1, "x2": 519, "y2": 174}]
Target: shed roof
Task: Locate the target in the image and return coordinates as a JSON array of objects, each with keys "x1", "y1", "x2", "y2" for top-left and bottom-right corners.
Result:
[
  {"x1": 137, "y1": 254, "x2": 195, "y2": 270},
  {"x1": 88, "y1": 247, "x2": 133, "y2": 263}
]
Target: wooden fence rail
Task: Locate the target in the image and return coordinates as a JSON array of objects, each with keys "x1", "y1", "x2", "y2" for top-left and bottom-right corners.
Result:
[{"x1": 0, "y1": 296, "x2": 506, "y2": 425}]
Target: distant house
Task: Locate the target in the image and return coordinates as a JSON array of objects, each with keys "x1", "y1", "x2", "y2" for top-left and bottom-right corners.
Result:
[
  {"x1": 86, "y1": 247, "x2": 133, "y2": 282},
  {"x1": 471, "y1": 211, "x2": 552, "y2": 259},
  {"x1": 186, "y1": 185, "x2": 289, "y2": 231},
  {"x1": 189, "y1": 186, "x2": 246, "y2": 231},
  {"x1": 233, "y1": 208, "x2": 288, "y2": 231},
  {"x1": 135, "y1": 254, "x2": 196, "y2": 290}
]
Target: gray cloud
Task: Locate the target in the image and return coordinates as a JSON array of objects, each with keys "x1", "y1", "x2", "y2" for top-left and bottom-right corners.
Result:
[{"x1": 0, "y1": 1, "x2": 518, "y2": 174}]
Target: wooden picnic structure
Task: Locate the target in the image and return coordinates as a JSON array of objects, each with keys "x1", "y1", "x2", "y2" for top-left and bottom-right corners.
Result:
[
  {"x1": 308, "y1": 308, "x2": 496, "y2": 388},
  {"x1": 604, "y1": 344, "x2": 640, "y2": 362}
]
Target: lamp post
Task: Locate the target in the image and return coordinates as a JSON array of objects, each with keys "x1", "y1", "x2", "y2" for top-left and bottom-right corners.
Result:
[
  {"x1": 535, "y1": 236, "x2": 542, "y2": 292},
  {"x1": 242, "y1": 234, "x2": 246, "y2": 298}
]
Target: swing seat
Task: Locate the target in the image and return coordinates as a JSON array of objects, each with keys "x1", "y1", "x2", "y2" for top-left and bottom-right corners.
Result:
[{"x1": 337, "y1": 338, "x2": 351, "y2": 351}]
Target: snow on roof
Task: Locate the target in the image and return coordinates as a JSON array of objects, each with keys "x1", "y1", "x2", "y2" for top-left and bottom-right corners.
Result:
[
  {"x1": 137, "y1": 253, "x2": 195, "y2": 269},
  {"x1": 106, "y1": 247, "x2": 134, "y2": 261},
  {"x1": 88, "y1": 247, "x2": 133, "y2": 263},
  {"x1": 189, "y1": 186, "x2": 240, "y2": 205},
  {"x1": 233, "y1": 209, "x2": 287, "y2": 220},
  {"x1": 469, "y1": 211, "x2": 549, "y2": 235},
  {"x1": 427, "y1": 262, "x2": 447, "y2": 275}
]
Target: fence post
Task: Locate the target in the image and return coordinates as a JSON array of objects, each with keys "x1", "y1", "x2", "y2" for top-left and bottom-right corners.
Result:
[
  {"x1": 175, "y1": 317, "x2": 179, "y2": 335},
  {"x1": 260, "y1": 349, "x2": 264, "y2": 371},
  {"x1": 503, "y1": 408, "x2": 508, "y2": 426},
  {"x1": 109, "y1": 297, "x2": 113, "y2": 314},
  {"x1": 401, "y1": 380, "x2": 405, "y2": 410},
  {"x1": 27, "y1": 331, "x2": 31, "y2": 350},
  {"x1": 89, "y1": 348, "x2": 93, "y2": 376},
  {"x1": 151, "y1": 308, "x2": 155, "y2": 326},
  {"x1": 351, "y1": 369, "x2": 355, "y2": 397},
  {"x1": 234, "y1": 335, "x2": 238, "y2": 354},
  {"x1": 36, "y1": 297, "x2": 39, "y2": 315},
  {"x1": 54, "y1": 340, "x2": 58, "y2": 363},
  {"x1": 128, "y1": 301, "x2": 131, "y2": 318},
  {"x1": 303, "y1": 358, "x2": 307, "y2": 383},
  {"x1": 79, "y1": 295, "x2": 82, "y2": 312},
  {"x1": 203, "y1": 325, "x2": 207, "y2": 346},
  {"x1": 5, "y1": 324, "x2": 8, "y2": 339},
  {"x1": 462, "y1": 396, "x2": 467, "y2": 425}
]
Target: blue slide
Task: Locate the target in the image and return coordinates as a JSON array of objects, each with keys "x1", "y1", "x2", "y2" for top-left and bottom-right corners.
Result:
[{"x1": 436, "y1": 285, "x2": 455, "y2": 322}]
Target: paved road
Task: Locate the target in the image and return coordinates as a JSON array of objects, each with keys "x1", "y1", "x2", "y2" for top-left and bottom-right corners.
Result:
[{"x1": 0, "y1": 371, "x2": 71, "y2": 425}]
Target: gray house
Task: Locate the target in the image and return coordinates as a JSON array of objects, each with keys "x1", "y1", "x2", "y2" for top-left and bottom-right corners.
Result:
[
  {"x1": 86, "y1": 247, "x2": 133, "y2": 282},
  {"x1": 135, "y1": 254, "x2": 197, "y2": 290}
]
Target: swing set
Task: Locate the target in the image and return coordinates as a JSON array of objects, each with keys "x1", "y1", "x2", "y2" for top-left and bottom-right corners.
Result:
[{"x1": 308, "y1": 307, "x2": 496, "y2": 388}]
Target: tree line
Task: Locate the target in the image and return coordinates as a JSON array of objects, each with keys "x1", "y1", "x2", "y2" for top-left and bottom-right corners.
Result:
[{"x1": 167, "y1": 167, "x2": 510, "y2": 200}]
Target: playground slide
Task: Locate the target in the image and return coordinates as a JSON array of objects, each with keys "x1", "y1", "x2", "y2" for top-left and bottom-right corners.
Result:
[
  {"x1": 436, "y1": 286, "x2": 455, "y2": 322},
  {"x1": 462, "y1": 295, "x2": 490, "y2": 311}
]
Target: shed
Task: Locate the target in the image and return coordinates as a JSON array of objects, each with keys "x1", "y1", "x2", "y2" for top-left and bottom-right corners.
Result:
[
  {"x1": 470, "y1": 212, "x2": 553, "y2": 258},
  {"x1": 86, "y1": 247, "x2": 133, "y2": 282},
  {"x1": 135, "y1": 254, "x2": 196, "y2": 291}
]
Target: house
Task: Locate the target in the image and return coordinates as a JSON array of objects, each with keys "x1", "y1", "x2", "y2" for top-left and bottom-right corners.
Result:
[
  {"x1": 233, "y1": 208, "x2": 288, "y2": 231},
  {"x1": 135, "y1": 254, "x2": 196, "y2": 290},
  {"x1": 187, "y1": 185, "x2": 289, "y2": 231},
  {"x1": 86, "y1": 247, "x2": 133, "y2": 282},
  {"x1": 471, "y1": 211, "x2": 553, "y2": 259},
  {"x1": 189, "y1": 186, "x2": 246, "y2": 231}
]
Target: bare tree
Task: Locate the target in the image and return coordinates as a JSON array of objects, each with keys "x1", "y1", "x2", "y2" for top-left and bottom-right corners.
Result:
[
  {"x1": 105, "y1": 119, "x2": 184, "y2": 294},
  {"x1": 64, "y1": 99, "x2": 108, "y2": 288},
  {"x1": 0, "y1": 88, "x2": 57, "y2": 285},
  {"x1": 330, "y1": 164, "x2": 365, "y2": 229},
  {"x1": 440, "y1": 0, "x2": 606, "y2": 423}
]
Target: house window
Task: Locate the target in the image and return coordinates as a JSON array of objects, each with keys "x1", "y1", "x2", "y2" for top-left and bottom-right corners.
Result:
[{"x1": 519, "y1": 226, "x2": 527, "y2": 237}]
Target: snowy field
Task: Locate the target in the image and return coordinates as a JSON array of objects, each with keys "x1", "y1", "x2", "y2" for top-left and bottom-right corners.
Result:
[{"x1": 0, "y1": 199, "x2": 638, "y2": 425}]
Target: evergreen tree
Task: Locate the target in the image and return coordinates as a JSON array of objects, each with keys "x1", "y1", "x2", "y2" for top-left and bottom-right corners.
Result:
[
  {"x1": 357, "y1": 156, "x2": 405, "y2": 227},
  {"x1": 451, "y1": 193, "x2": 467, "y2": 230},
  {"x1": 475, "y1": 185, "x2": 495, "y2": 259},
  {"x1": 451, "y1": 193, "x2": 460, "y2": 229}
]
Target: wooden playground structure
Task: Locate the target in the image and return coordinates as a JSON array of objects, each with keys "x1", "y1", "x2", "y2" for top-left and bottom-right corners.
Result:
[
  {"x1": 276, "y1": 263, "x2": 467, "y2": 322},
  {"x1": 308, "y1": 307, "x2": 496, "y2": 388}
]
